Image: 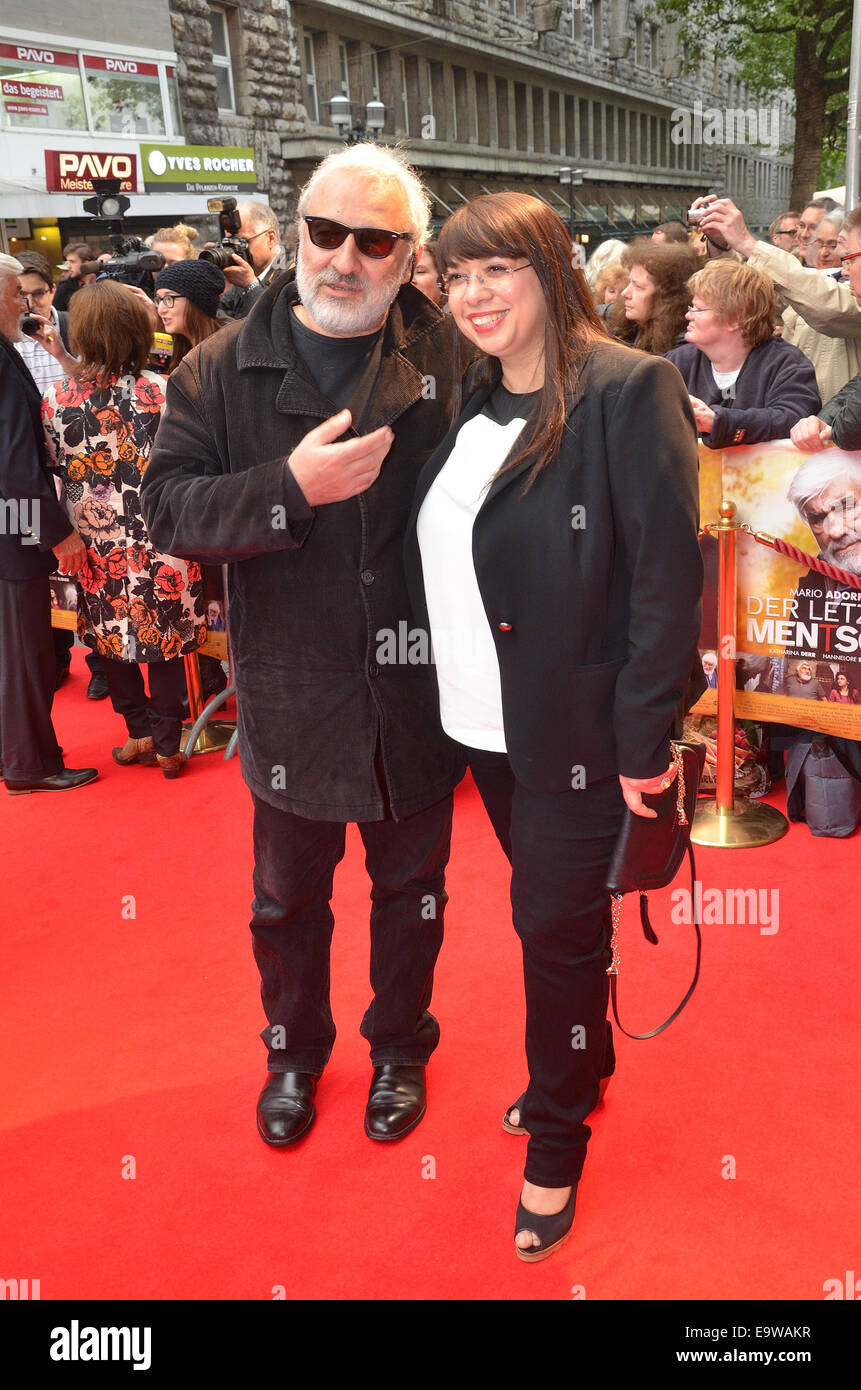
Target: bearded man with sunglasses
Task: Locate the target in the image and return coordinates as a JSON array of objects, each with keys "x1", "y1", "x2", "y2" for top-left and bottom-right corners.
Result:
[{"x1": 143, "y1": 144, "x2": 475, "y2": 1148}]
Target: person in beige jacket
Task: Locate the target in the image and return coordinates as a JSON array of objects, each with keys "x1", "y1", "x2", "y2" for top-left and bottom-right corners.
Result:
[{"x1": 690, "y1": 196, "x2": 861, "y2": 404}]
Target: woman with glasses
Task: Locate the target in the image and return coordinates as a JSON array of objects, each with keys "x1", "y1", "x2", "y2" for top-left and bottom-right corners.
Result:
[
  {"x1": 666, "y1": 259, "x2": 820, "y2": 445},
  {"x1": 405, "y1": 192, "x2": 704, "y2": 1261},
  {"x1": 153, "y1": 260, "x2": 226, "y2": 372},
  {"x1": 42, "y1": 280, "x2": 206, "y2": 778}
]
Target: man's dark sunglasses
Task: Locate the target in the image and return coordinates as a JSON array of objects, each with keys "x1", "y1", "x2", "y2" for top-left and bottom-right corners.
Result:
[{"x1": 302, "y1": 215, "x2": 412, "y2": 259}]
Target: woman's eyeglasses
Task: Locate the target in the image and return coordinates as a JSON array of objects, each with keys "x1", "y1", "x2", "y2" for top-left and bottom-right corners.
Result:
[
  {"x1": 437, "y1": 263, "x2": 533, "y2": 298},
  {"x1": 155, "y1": 293, "x2": 185, "y2": 309},
  {"x1": 302, "y1": 215, "x2": 413, "y2": 259}
]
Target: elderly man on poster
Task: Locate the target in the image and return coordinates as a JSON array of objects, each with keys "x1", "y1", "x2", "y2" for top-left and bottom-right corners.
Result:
[{"x1": 142, "y1": 144, "x2": 474, "y2": 1148}]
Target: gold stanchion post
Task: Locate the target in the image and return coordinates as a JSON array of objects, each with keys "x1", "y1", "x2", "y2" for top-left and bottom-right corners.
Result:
[
  {"x1": 182, "y1": 650, "x2": 234, "y2": 755},
  {"x1": 691, "y1": 499, "x2": 789, "y2": 848}
]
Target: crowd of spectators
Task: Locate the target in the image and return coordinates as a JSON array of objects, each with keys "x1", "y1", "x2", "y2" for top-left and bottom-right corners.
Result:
[{"x1": 3, "y1": 183, "x2": 861, "y2": 796}]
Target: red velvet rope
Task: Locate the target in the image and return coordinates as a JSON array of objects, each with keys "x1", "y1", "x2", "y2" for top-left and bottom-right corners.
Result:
[{"x1": 756, "y1": 534, "x2": 861, "y2": 592}]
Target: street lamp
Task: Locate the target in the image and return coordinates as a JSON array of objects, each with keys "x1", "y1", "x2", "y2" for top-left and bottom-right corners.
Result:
[
  {"x1": 328, "y1": 94, "x2": 388, "y2": 144},
  {"x1": 558, "y1": 166, "x2": 585, "y2": 242}
]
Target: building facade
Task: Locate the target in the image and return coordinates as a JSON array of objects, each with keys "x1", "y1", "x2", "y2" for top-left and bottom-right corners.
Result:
[{"x1": 1, "y1": 0, "x2": 794, "y2": 262}]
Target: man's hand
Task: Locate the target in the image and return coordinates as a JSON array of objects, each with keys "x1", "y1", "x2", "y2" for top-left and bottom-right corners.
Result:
[
  {"x1": 696, "y1": 196, "x2": 757, "y2": 258},
  {"x1": 619, "y1": 762, "x2": 677, "y2": 819},
  {"x1": 53, "y1": 529, "x2": 87, "y2": 575},
  {"x1": 287, "y1": 410, "x2": 394, "y2": 506},
  {"x1": 689, "y1": 395, "x2": 716, "y2": 434},
  {"x1": 221, "y1": 254, "x2": 257, "y2": 290},
  {"x1": 125, "y1": 285, "x2": 159, "y2": 327},
  {"x1": 790, "y1": 416, "x2": 833, "y2": 451},
  {"x1": 26, "y1": 313, "x2": 78, "y2": 376}
]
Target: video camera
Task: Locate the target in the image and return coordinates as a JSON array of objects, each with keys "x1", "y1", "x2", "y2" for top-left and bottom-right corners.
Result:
[
  {"x1": 199, "y1": 196, "x2": 252, "y2": 270},
  {"x1": 98, "y1": 235, "x2": 165, "y2": 285}
]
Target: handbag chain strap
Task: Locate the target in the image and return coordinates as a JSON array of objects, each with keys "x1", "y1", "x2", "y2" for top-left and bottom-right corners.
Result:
[{"x1": 606, "y1": 743, "x2": 701, "y2": 1039}]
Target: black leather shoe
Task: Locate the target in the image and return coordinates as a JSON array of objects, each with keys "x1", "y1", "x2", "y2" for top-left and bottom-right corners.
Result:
[
  {"x1": 364, "y1": 1064, "x2": 427, "y2": 1141},
  {"x1": 86, "y1": 672, "x2": 110, "y2": 700},
  {"x1": 256, "y1": 1071, "x2": 320, "y2": 1146},
  {"x1": 6, "y1": 767, "x2": 98, "y2": 795}
]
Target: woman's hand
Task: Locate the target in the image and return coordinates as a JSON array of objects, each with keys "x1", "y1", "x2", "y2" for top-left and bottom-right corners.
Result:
[
  {"x1": 27, "y1": 314, "x2": 78, "y2": 376},
  {"x1": 688, "y1": 395, "x2": 716, "y2": 434},
  {"x1": 619, "y1": 762, "x2": 677, "y2": 819}
]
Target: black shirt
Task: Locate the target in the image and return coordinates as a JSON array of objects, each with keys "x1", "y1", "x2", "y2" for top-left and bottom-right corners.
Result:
[
  {"x1": 484, "y1": 383, "x2": 540, "y2": 428},
  {"x1": 290, "y1": 308, "x2": 384, "y2": 431}
]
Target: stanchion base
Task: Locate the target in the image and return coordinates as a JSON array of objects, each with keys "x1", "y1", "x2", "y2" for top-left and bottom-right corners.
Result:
[
  {"x1": 181, "y1": 719, "x2": 235, "y2": 755},
  {"x1": 691, "y1": 796, "x2": 789, "y2": 848}
]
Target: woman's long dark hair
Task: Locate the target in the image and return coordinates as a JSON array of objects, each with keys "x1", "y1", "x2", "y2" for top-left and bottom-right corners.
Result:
[
  {"x1": 168, "y1": 299, "x2": 223, "y2": 372},
  {"x1": 607, "y1": 238, "x2": 700, "y2": 355},
  {"x1": 437, "y1": 192, "x2": 608, "y2": 488}
]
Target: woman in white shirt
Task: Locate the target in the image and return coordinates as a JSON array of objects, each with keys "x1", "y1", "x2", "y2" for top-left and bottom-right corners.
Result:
[{"x1": 405, "y1": 192, "x2": 704, "y2": 1262}]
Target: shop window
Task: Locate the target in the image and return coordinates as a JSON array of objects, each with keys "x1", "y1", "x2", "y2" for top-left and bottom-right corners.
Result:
[
  {"x1": 166, "y1": 64, "x2": 183, "y2": 137},
  {"x1": 84, "y1": 54, "x2": 167, "y2": 136},
  {"x1": 209, "y1": 6, "x2": 236, "y2": 113},
  {"x1": 0, "y1": 42, "x2": 86, "y2": 130}
]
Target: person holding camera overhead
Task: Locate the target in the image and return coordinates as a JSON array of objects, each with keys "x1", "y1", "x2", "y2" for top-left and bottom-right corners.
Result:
[{"x1": 212, "y1": 200, "x2": 291, "y2": 319}]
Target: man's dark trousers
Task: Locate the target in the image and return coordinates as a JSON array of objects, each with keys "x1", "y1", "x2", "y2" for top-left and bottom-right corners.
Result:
[
  {"x1": 0, "y1": 575, "x2": 64, "y2": 779},
  {"x1": 250, "y1": 791, "x2": 453, "y2": 1071}
]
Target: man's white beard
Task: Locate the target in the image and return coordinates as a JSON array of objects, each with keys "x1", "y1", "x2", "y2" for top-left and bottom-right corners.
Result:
[
  {"x1": 295, "y1": 241, "x2": 404, "y2": 335},
  {"x1": 821, "y1": 536, "x2": 861, "y2": 576}
]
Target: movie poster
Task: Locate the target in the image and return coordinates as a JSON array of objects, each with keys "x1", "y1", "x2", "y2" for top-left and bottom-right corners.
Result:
[{"x1": 696, "y1": 440, "x2": 861, "y2": 740}]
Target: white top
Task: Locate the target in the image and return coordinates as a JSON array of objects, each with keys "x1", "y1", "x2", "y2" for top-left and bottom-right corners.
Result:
[
  {"x1": 417, "y1": 395, "x2": 532, "y2": 751},
  {"x1": 711, "y1": 364, "x2": 741, "y2": 394}
]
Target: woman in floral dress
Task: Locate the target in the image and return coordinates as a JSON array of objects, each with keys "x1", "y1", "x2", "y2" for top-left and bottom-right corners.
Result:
[{"x1": 42, "y1": 279, "x2": 206, "y2": 778}]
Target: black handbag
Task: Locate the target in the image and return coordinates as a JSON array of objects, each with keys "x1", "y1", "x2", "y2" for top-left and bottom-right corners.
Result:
[{"x1": 605, "y1": 740, "x2": 706, "y2": 1038}]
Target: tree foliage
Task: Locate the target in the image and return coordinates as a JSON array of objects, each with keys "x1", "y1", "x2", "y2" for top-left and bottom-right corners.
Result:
[{"x1": 652, "y1": 0, "x2": 852, "y2": 195}]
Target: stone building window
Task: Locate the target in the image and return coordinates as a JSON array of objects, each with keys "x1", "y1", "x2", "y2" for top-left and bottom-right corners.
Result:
[
  {"x1": 337, "y1": 40, "x2": 350, "y2": 98},
  {"x1": 635, "y1": 19, "x2": 644, "y2": 66},
  {"x1": 650, "y1": 24, "x2": 659, "y2": 69},
  {"x1": 400, "y1": 56, "x2": 411, "y2": 135},
  {"x1": 302, "y1": 31, "x2": 319, "y2": 124},
  {"x1": 591, "y1": 0, "x2": 603, "y2": 48},
  {"x1": 209, "y1": 5, "x2": 236, "y2": 113}
]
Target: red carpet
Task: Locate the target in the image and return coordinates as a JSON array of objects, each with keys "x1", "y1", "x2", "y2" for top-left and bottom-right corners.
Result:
[{"x1": 1, "y1": 647, "x2": 858, "y2": 1301}]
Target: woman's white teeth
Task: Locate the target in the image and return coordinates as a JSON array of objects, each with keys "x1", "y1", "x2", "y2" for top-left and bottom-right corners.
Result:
[{"x1": 472, "y1": 311, "x2": 507, "y2": 325}]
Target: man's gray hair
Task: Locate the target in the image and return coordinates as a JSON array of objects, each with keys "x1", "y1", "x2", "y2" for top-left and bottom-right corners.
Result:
[
  {"x1": 0, "y1": 252, "x2": 24, "y2": 277},
  {"x1": 238, "y1": 199, "x2": 281, "y2": 240},
  {"x1": 297, "y1": 143, "x2": 431, "y2": 248},
  {"x1": 787, "y1": 453, "x2": 861, "y2": 517}
]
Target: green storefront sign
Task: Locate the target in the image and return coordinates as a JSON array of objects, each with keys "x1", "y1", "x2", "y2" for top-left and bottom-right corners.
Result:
[{"x1": 140, "y1": 142, "x2": 258, "y2": 194}]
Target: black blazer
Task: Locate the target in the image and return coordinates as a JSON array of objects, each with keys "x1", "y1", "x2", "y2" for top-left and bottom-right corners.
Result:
[
  {"x1": 405, "y1": 338, "x2": 706, "y2": 790},
  {"x1": 0, "y1": 333, "x2": 72, "y2": 581}
]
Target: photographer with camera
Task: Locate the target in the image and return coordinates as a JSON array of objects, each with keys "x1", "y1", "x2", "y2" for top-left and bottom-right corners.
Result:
[
  {"x1": 15, "y1": 253, "x2": 72, "y2": 392},
  {"x1": 692, "y1": 195, "x2": 861, "y2": 404},
  {"x1": 207, "y1": 200, "x2": 290, "y2": 319}
]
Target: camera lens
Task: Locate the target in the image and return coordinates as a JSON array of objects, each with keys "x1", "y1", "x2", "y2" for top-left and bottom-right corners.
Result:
[
  {"x1": 199, "y1": 247, "x2": 233, "y2": 270},
  {"x1": 21, "y1": 315, "x2": 41, "y2": 336}
]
